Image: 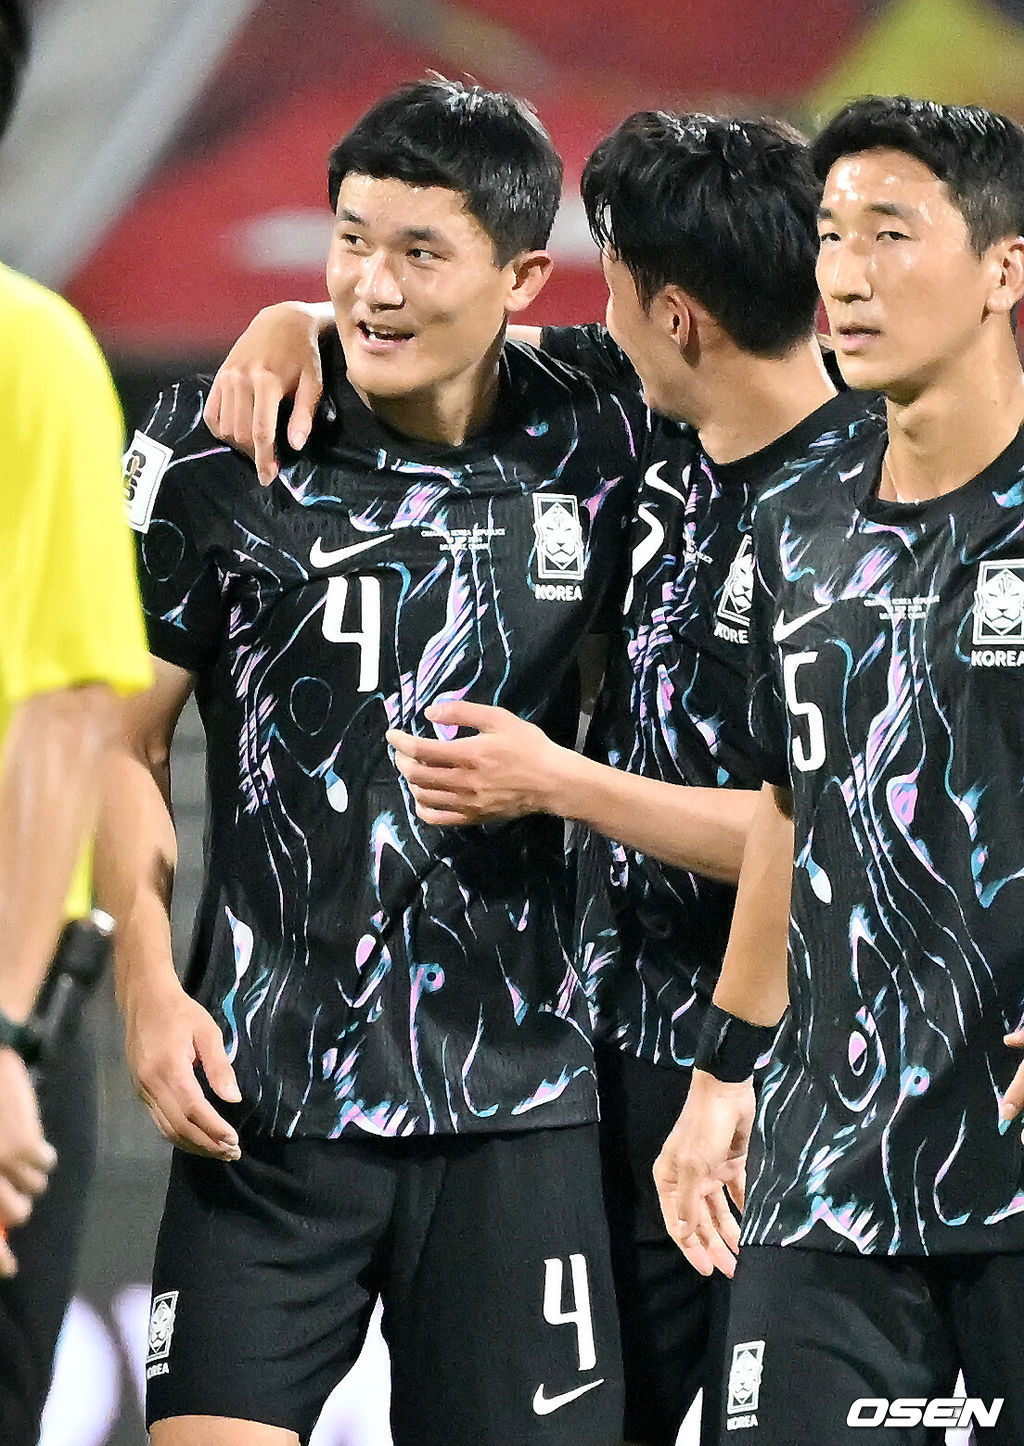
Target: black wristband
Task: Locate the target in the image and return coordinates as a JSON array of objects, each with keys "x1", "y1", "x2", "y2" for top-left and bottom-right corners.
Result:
[
  {"x1": 0, "y1": 1008, "x2": 40, "y2": 1065},
  {"x1": 693, "y1": 1003, "x2": 776, "y2": 1083}
]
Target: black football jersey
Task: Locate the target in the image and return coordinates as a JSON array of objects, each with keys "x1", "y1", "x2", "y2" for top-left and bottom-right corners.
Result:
[
  {"x1": 744, "y1": 412, "x2": 1024, "y2": 1254},
  {"x1": 124, "y1": 337, "x2": 645, "y2": 1138},
  {"x1": 542, "y1": 325, "x2": 872, "y2": 1066}
]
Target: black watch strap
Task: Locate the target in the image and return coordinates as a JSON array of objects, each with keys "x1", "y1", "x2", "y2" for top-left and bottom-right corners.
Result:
[{"x1": 0, "y1": 1009, "x2": 40, "y2": 1065}]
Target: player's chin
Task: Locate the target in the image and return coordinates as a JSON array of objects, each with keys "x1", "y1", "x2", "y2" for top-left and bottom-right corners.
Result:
[
  {"x1": 345, "y1": 357, "x2": 421, "y2": 398},
  {"x1": 828, "y1": 351, "x2": 879, "y2": 390}
]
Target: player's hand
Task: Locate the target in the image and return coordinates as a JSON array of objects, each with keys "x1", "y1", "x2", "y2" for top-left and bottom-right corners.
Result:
[
  {"x1": 122, "y1": 979, "x2": 242, "y2": 1160},
  {"x1": 1000, "y1": 1026, "x2": 1024, "y2": 1140},
  {"x1": 203, "y1": 301, "x2": 326, "y2": 486},
  {"x1": 386, "y1": 702, "x2": 566, "y2": 825},
  {"x1": 0, "y1": 1047, "x2": 57, "y2": 1275},
  {"x1": 653, "y1": 1069, "x2": 754, "y2": 1278}
]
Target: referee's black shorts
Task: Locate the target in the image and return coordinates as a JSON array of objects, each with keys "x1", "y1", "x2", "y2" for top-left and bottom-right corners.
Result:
[{"x1": 146, "y1": 1120, "x2": 622, "y2": 1446}]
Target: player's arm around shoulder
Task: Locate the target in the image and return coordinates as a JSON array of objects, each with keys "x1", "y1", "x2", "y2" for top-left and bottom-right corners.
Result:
[
  {"x1": 204, "y1": 300, "x2": 332, "y2": 484},
  {"x1": 95, "y1": 656, "x2": 241, "y2": 1163}
]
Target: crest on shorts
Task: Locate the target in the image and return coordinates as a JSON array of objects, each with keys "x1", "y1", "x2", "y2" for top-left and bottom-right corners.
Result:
[
  {"x1": 717, "y1": 535, "x2": 755, "y2": 629},
  {"x1": 973, "y1": 560, "x2": 1024, "y2": 644},
  {"x1": 533, "y1": 495, "x2": 585, "y2": 580},
  {"x1": 147, "y1": 1290, "x2": 179, "y2": 1364},
  {"x1": 727, "y1": 1339, "x2": 764, "y2": 1416}
]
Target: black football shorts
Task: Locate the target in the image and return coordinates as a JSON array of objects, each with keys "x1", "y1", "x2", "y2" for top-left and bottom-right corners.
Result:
[
  {"x1": 717, "y1": 1243, "x2": 1024, "y2": 1445},
  {"x1": 596, "y1": 1039, "x2": 730, "y2": 1446},
  {"x1": 145, "y1": 1122, "x2": 623, "y2": 1445}
]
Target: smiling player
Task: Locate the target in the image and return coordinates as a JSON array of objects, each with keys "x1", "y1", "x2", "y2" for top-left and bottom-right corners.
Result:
[{"x1": 94, "y1": 79, "x2": 665, "y2": 1446}]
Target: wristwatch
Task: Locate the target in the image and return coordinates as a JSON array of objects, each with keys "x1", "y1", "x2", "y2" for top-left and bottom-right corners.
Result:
[{"x1": 0, "y1": 1008, "x2": 40, "y2": 1064}]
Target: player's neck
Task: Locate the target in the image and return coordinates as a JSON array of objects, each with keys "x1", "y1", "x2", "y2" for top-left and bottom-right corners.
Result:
[
  {"x1": 693, "y1": 337, "x2": 836, "y2": 465},
  {"x1": 882, "y1": 333, "x2": 1024, "y2": 503},
  {"x1": 352, "y1": 341, "x2": 503, "y2": 448}
]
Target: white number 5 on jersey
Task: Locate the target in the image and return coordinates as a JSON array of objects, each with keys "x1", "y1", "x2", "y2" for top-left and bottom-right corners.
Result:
[{"x1": 782, "y1": 651, "x2": 826, "y2": 772}]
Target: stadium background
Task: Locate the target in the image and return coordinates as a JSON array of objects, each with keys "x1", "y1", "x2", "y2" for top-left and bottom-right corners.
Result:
[{"x1": 2, "y1": 1, "x2": 1023, "y2": 1441}]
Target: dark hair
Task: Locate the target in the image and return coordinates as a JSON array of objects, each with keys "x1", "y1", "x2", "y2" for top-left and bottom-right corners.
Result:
[
  {"x1": 581, "y1": 111, "x2": 821, "y2": 357},
  {"x1": 0, "y1": 0, "x2": 27, "y2": 137},
  {"x1": 812, "y1": 96, "x2": 1024, "y2": 253},
  {"x1": 327, "y1": 78, "x2": 562, "y2": 266}
]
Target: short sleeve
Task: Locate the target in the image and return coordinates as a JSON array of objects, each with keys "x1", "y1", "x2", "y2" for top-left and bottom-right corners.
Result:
[
  {"x1": 540, "y1": 324, "x2": 641, "y2": 390},
  {"x1": 0, "y1": 272, "x2": 152, "y2": 707},
  {"x1": 125, "y1": 378, "x2": 237, "y2": 676},
  {"x1": 747, "y1": 499, "x2": 791, "y2": 787}
]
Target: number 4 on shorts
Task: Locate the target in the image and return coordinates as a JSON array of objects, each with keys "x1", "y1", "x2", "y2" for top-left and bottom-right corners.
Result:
[{"x1": 542, "y1": 1255, "x2": 597, "y2": 1371}]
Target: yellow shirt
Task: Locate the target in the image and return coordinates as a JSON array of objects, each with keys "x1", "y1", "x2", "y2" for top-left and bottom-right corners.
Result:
[{"x1": 0, "y1": 264, "x2": 152, "y2": 917}]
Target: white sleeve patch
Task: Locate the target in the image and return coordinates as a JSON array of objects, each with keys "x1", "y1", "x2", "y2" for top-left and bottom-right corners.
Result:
[{"x1": 123, "y1": 430, "x2": 173, "y2": 533}]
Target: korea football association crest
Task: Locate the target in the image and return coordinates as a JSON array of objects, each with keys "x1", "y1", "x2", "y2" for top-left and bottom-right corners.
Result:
[
  {"x1": 145, "y1": 1290, "x2": 178, "y2": 1379},
  {"x1": 973, "y1": 560, "x2": 1024, "y2": 644},
  {"x1": 533, "y1": 494, "x2": 585, "y2": 581},
  {"x1": 717, "y1": 535, "x2": 755, "y2": 629},
  {"x1": 726, "y1": 1339, "x2": 764, "y2": 1430}
]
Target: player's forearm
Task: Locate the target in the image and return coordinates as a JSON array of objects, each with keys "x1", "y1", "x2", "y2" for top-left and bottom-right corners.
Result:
[
  {"x1": 0, "y1": 685, "x2": 116, "y2": 1021},
  {"x1": 712, "y1": 782, "x2": 793, "y2": 1027},
  {"x1": 546, "y1": 750, "x2": 758, "y2": 883},
  {"x1": 93, "y1": 739, "x2": 180, "y2": 1013}
]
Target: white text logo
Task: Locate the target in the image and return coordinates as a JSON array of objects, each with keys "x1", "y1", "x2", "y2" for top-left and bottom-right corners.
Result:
[{"x1": 848, "y1": 1397, "x2": 1003, "y2": 1429}]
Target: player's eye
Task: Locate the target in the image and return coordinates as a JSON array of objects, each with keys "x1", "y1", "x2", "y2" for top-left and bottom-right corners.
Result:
[{"x1": 409, "y1": 247, "x2": 441, "y2": 262}]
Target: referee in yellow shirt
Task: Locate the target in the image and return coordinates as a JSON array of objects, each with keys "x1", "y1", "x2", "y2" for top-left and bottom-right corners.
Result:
[{"x1": 0, "y1": 5, "x2": 151, "y2": 1438}]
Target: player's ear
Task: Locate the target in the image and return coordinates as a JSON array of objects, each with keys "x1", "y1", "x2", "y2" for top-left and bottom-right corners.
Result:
[
  {"x1": 658, "y1": 284, "x2": 693, "y2": 353},
  {"x1": 985, "y1": 235, "x2": 1024, "y2": 318},
  {"x1": 505, "y1": 251, "x2": 554, "y2": 314}
]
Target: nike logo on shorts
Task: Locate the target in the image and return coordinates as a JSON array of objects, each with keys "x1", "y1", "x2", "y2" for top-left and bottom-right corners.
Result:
[
  {"x1": 532, "y1": 1377, "x2": 604, "y2": 1415},
  {"x1": 309, "y1": 534, "x2": 393, "y2": 569},
  {"x1": 773, "y1": 603, "x2": 831, "y2": 643}
]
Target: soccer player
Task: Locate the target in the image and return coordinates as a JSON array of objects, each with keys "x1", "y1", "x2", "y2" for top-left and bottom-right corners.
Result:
[
  {"x1": 95, "y1": 79, "x2": 656, "y2": 1446},
  {"x1": 204, "y1": 113, "x2": 876, "y2": 1446},
  {"x1": 661, "y1": 96, "x2": 1024, "y2": 1445},
  {"x1": 0, "y1": 2, "x2": 152, "y2": 1439}
]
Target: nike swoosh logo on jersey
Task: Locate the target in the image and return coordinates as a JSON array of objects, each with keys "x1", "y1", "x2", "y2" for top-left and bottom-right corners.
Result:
[
  {"x1": 643, "y1": 459, "x2": 689, "y2": 505},
  {"x1": 309, "y1": 534, "x2": 394, "y2": 569},
  {"x1": 773, "y1": 603, "x2": 831, "y2": 643},
  {"x1": 532, "y1": 1378, "x2": 605, "y2": 1415}
]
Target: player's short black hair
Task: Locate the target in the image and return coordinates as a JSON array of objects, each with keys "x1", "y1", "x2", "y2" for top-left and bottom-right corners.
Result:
[
  {"x1": 581, "y1": 111, "x2": 821, "y2": 357},
  {"x1": 327, "y1": 78, "x2": 563, "y2": 266},
  {"x1": 812, "y1": 96, "x2": 1024, "y2": 254},
  {"x1": 0, "y1": 0, "x2": 27, "y2": 137}
]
